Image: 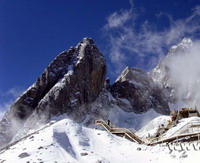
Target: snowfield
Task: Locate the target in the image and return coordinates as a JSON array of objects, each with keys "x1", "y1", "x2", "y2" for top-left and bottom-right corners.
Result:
[{"x1": 1, "y1": 117, "x2": 200, "y2": 163}]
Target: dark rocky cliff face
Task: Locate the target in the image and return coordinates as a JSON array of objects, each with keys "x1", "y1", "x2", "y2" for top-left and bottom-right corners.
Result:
[
  {"x1": 111, "y1": 67, "x2": 169, "y2": 114},
  {"x1": 0, "y1": 38, "x2": 106, "y2": 146},
  {"x1": 33, "y1": 38, "x2": 106, "y2": 122}
]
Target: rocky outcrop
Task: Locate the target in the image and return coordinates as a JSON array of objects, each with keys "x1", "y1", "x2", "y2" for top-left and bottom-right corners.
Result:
[
  {"x1": 0, "y1": 38, "x2": 106, "y2": 146},
  {"x1": 33, "y1": 38, "x2": 106, "y2": 122},
  {"x1": 82, "y1": 67, "x2": 170, "y2": 129},
  {"x1": 111, "y1": 67, "x2": 170, "y2": 114}
]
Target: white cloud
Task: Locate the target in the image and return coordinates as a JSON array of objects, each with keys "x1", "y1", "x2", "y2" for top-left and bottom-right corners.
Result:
[
  {"x1": 0, "y1": 101, "x2": 11, "y2": 120},
  {"x1": 104, "y1": 0, "x2": 135, "y2": 30},
  {"x1": 0, "y1": 111, "x2": 5, "y2": 120},
  {"x1": 105, "y1": 10, "x2": 132, "y2": 29},
  {"x1": 103, "y1": 2, "x2": 200, "y2": 77},
  {"x1": 6, "y1": 87, "x2": 23, "y2": 99},
  {"x1": 166, "y1": 41, "x2": 200, "y2": 108},
  {"x1": 0, "y1": 87, "x2": 24, "y2": 120}
]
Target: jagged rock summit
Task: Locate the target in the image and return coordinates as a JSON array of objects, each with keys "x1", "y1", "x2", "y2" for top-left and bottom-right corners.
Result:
[{"x1": 111, "y1": 67, "x2": 169, "y2": 114}]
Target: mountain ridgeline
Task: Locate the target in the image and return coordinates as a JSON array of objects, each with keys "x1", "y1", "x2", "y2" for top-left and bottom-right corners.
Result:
[{"x1": 0, "y1": 37, "x2": 174, "y2": 147}]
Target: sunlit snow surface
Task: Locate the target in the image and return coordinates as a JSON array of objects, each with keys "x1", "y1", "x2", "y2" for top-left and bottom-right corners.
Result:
[
  {"x1": 108, "y1": 106, "x2": 161, "y2": 130},
  {"x1": 1, "y1": 117, "x2": 200, "y2": 163}
]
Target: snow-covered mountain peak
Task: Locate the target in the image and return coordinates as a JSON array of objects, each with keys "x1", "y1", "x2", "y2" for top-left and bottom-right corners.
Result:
[
  {"x1": 75, "y1": 37, "x2": 94, "y2": 50},
  {"x1": 151, "y1": 38, "x2": 194, "y2": 85},
  {"x1": 116, "y1": 66, "x2": 146, "y2": 83},
  {"x1": 150, "y1": 37, "x2": 200, "y2": 109},
  {"x1": 168, "y1": 38, "x2": 193, "y2": 57},
  {"x1": 81, "y1": 37, "x2": 95, "y2": 44},
  {"x1": 179, "y1": 37, "x2": 193, "y2": 47}
]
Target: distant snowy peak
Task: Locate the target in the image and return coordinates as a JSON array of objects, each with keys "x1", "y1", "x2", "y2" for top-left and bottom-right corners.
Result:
[
  {"x1": 116, "y1": 66, "x2": 159, "y2": 91},
  {"x1": 116, "y1": 67, "x2": 147, "y2": 82},
  {"x1": 150, "y1": 37, "x2": 198, "y2": 105},
  {"x1": 150, "y1": 38, "x2": 193, "y2": 86},
  {"x1": 173, "y1": 37, "x2": 193, "y2": 49},
  {"x1": 167, "y1": 37, "x2": 193, "y2": 57}
]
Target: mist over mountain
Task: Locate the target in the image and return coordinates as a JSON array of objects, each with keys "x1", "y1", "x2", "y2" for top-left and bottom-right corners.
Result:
[
  {"x1": 150, "y1": 38, "x2": 200, "y2": 109},
  {"x1": 1, "y1": 37, "x2": 199, "y2": 148}
]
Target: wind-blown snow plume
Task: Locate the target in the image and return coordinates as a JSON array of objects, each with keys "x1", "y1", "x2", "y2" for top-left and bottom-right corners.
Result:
[
  {"x1": 5, "y1": 87, "x2": 23, "y2": 99},
  {"x1": 0, "y1": 87, "x2": 23, "y2": 120},
  {"x1": 0, "y1": 110, "x2": 5, "y2": 120},
  {"x1": 0, "y1": 101, "x2": 12, "y2": 121},
  {"x1": 166, "y1": 40, "x2": 200, "y2": 108},
  {"x1": 103, "y1": 1, "x2": 200, "y2": 76}
]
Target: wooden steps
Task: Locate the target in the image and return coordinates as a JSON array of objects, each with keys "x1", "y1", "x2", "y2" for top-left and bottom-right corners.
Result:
[
  {"x1": 95, "y1": 119, "x2": 145, "y2": 144},
  {"x1": 96, "y1": 119, "x2": 200, "y2": 145}
]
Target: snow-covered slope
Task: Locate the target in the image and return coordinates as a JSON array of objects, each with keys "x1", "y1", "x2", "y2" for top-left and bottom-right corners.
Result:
[
  {"x1": 137, "y1": 115, "x2": 200, "y2": 142},
  {"x1": 0, "y1": 117, "x2": 200, "y2": 163},
  {"x1": 137, "y1": 115, "x2": 171, "y2": 138},
  {"x1": 161, "y1": 117, "x2": 200, "y2": 139},
  {"x1": 107, "y1": 105, "x2": 162, "y2": 130},
  {"x1": 1, "y1": 118, "x2": 141, "y2": 163}
]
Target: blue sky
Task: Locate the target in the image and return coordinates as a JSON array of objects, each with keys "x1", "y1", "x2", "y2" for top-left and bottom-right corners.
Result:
[{"x1": 0, "y1": 0, "x2": 200, "y2": 113}]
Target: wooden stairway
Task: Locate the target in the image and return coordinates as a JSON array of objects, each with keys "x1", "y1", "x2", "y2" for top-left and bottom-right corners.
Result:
[
  {"x1": 95, "y1": 119, "x2": 200, "y2": 145},
  {"x1": 95, "y1": 119, "x2": 145, "y2": 144}
]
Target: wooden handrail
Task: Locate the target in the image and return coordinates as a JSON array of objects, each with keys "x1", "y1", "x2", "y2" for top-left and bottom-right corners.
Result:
[{"x1": 151, "y1": 132, "x2": 200, "y2": 145}]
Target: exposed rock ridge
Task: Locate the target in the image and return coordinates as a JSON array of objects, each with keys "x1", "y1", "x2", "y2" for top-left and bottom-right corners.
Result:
[{"x1": 111, "y1": 66, "x2": 169, "y2": 114}]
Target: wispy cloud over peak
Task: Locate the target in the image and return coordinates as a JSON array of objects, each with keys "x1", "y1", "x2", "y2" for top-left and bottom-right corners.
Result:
[
  {"x1": 6, "y1": 87, "x2": 23, "y2": 99},
  {"x1": 0, "y1": 102, "x2": 11, "y2": 120},
  {"x1": 104, "y1": 0, "x2": 136, "y2": 31},
  {"x1": 0, "y1": 87, "x2": 24, "y2": 120},
  {"x1": 103, "y1": 2, "x2": 200, "y2": 77},
  {"x1": 105, "y1": 10, "x2": 132, "y2": 29}
]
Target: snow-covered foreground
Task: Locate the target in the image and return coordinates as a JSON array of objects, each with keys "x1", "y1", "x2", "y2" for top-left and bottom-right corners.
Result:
[{"x1": 0, "y1": 118, "x2": 200, "y2": 163}]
